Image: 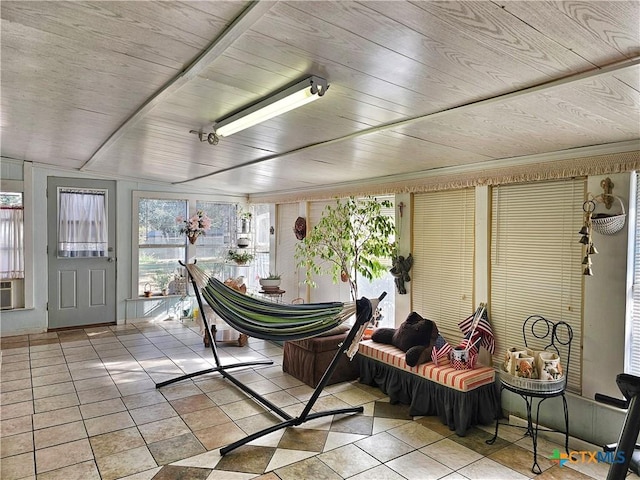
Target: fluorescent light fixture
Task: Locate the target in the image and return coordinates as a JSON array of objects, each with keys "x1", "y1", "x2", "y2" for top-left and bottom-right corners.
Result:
[{"x1": 214, "y1": 76, "x2": 328, "y2": 137}]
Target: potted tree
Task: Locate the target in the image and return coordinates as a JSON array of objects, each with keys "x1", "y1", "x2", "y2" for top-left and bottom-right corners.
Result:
[{"x1": 295, "y1": 196, "x2": 395, "y2": 302}]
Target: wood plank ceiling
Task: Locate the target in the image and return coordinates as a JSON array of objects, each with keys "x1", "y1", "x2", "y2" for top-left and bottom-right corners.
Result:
[{"x1": 1, "y1": 1, "x2": 639, "y2": 197}]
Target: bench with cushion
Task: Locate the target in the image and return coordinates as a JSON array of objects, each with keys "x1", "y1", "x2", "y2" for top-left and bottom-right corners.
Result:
[{"x1": 357, "y1": 339, "x2": 498, "y2": 435}]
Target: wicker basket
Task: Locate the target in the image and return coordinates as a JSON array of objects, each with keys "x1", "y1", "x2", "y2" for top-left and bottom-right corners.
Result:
[{"x1": 592, "y1": 196, "x2": 626, "y2": 235}]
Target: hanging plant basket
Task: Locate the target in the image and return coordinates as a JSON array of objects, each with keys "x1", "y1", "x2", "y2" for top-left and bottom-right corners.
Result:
[{"x1": 592, "y1": 196, "x2": 626, "y2": 235}]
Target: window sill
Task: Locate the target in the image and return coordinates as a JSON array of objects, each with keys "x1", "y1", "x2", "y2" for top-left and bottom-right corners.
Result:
[{"x1": 126, "y1": 295, "x2": 185, "y2": 302}]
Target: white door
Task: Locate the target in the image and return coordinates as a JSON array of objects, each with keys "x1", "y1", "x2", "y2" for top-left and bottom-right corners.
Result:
[{"x1": 47, "y1": 177, "x2": 116, "y2": 328}]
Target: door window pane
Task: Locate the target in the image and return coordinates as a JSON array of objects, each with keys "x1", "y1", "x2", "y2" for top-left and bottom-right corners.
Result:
[{"x1": 58, "y1": 189, "x2": 107, "y2": 257}]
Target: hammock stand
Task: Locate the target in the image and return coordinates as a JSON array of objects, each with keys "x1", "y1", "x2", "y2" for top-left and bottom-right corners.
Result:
[{"x1": 155, "y1": 261, "x2": 384, "y2": 456}]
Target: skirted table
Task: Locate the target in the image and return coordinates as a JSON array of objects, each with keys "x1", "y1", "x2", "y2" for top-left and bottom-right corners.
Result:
[{"x1": 357, "y1": 339, "x2": 498, "y2": 436}]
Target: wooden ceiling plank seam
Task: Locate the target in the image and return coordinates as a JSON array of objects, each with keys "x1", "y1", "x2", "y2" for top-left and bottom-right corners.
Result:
[
  {"x1": 500, "y1": 1, "x2": 639, "y2": 63},
  {"x1": 411, "y1": 1, "x2": 589, "y2": 77},
  {"x1": 307, "y1": 1, "x2": 559, "y2": 91},
  {"x1": 175, "y1": 56, "x2": 640, "y2": 185},
  {"x1": 1, "y1": 2, "x2": 208, "y2": 70},
  {"x1": 226, "y1": 30, "x2": 453, "y2": 113},
  {"x1": 79, "y1": 1, "x2": 274, "y2": 171},
  {"x1": 259, "y1": 2, "x2": 503, "y2": 101}
]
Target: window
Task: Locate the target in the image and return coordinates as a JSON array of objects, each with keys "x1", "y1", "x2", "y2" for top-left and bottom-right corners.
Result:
[
  {"x1": 138, "y1": 198, "x2": 187, "y2": 295},
  {"x1": 0, "y1": 192, "x2": 24, "y2": 310},
  {"x1": 0, "y1": 192, "x2": 24, "y2": 279},
  {"x1": 193, "y1": 201, "x2": 235, "y2": 279},
  {"x1": 58, "y1": 189, "x2": 107, "y2": 257},
  {"x1": 358, "y1": 196, "x2": 395, "y2": 328},
  {"x1": 194, "y1": 202, "x2": 270, "y2": 293},
  {"x1": 629, "y1": 173, "x2": 640, "y2": 376},
  {"x1": 248, "y1": 204, "x2": 270, "y2": 292},
  {"x1": 305, "y1": 196, "x2": 396, "y2": 326},
  {"x1": 491, "y1": 179, "x2": 583, "y2": 393},
  {"x1": 135, "y1": 195, "x2": 270, "y2": 296},
  {"x1": 412, "y1": 189, "x2": 475, "y2": 342}
]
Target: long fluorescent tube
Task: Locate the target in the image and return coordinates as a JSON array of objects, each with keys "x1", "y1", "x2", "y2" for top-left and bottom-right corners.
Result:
[{"x1": 214, "y1": 76, "x2": 328, "y2": 137}]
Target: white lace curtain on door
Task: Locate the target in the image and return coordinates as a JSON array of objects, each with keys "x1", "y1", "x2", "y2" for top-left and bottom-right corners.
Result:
[
  {"x1": 0, "y1": 207, "x2": 24, "y2": 279},
  {"x1": 58, "y1": 190, "x2": 107, "y2": 257}
]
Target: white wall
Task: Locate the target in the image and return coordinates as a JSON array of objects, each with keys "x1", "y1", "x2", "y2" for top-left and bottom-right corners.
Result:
[{"x1": 582, "y1": 173, "x2": 631, "y2": 399}]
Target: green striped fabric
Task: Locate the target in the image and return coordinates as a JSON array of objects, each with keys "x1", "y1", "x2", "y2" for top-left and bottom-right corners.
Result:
[{"x1": 201, "y1": 277, "x2": 356, "y2": 341}]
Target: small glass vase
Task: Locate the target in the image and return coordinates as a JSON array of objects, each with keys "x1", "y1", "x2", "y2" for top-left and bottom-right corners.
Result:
[{"x1": 188, "y1": 234, "x2": 198, "y2": 244}]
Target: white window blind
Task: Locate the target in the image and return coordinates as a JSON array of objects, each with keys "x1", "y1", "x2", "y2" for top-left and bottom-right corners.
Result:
[
  {"x1": 412, "y1": 189, "x2": 475, "y2": 343},
  {"x1": 491, "y1": 179, "x2": 584, "y2": 393},
  {"x1": 630, "y1": 173, "x2": 640, "y2": 376}
]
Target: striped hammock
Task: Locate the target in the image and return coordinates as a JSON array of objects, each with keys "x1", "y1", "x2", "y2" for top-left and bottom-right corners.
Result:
[{"x1": 200, "y1": 276, "x2": 356, "y2": 342}]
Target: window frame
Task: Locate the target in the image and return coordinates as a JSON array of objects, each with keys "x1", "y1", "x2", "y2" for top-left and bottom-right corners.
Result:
[
  {"x1": 627, "y1": 172, "x2": 640, "y2": 376},
  {"x1": 0, "y1": 191, "x2": 24, "y2": 279},
  {"x1": 132, "y1": 192, "x2": 269, "y2": 298},
  {"x1": 1, "y1": 172, "x2": 32, "y2": 310}
]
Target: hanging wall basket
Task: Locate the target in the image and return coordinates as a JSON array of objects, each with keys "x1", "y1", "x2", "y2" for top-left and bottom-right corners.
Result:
[{"x1": 592, "y1": 195, "x2": 626, "y2": 235}]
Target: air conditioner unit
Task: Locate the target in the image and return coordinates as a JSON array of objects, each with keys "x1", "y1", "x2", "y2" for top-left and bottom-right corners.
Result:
[{"x1": 0, "y1": 281, "x2": 13, "y2": 310}]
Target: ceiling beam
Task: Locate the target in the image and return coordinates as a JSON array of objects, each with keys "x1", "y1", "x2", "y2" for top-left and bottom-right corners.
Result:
[
  {"x1": 175, "y1": 56, "x2": 640, "y2": 185},
  {"x1": 80, "y1": 1, "x2": 275, "y2": 172}
]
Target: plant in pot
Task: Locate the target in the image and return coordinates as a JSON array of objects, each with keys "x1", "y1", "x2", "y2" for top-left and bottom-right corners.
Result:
[
  {"x1": 151, "y1": 272, "x2": 172, "y2": 296},
  {"x1": 295, "y1": 196, "x2": 395, "y2": 302},
  {"x1": 259, "y1": 273, "x2": 281, "y2": 291},
  {"x1": 227, "y1": 249, "x2": 254, "y2": 265}
]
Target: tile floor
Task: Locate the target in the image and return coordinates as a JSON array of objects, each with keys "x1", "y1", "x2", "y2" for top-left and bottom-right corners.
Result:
[{"x1": 0, "y1": 319, "x2": 635, "y2": 479}]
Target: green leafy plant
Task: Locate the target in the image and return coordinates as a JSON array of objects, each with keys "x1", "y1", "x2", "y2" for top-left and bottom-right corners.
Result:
[
  {"x1": 262, "y1": 272, "x2": 281, "y2": 280},
  {"x1": 227, "y1": 249, "x2": 254, "y2": 264},
  {"x1": 295, "y1": 196, "x2": 395, "y2": 301},
  {"x1": 150, "y1": 271, "x2": 172, "y2": 290},
  {"x1": 238, "y1": 208, "x2": 252, "y2": 220}
]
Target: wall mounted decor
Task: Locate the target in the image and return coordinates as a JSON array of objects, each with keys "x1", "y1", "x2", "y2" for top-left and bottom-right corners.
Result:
[{"x1": 294, "y1": 216, "x2": 306, "y2": 240}]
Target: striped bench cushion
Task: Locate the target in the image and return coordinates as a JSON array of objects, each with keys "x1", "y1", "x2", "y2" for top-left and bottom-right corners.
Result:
[{"x1": 358, "y1": 339, "x2": 495, "y2": 392}]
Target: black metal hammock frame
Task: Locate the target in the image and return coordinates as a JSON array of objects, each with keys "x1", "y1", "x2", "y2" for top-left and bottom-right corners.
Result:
[{"x1": 155, "y1": 261, "x2": 384, "y2": 456}]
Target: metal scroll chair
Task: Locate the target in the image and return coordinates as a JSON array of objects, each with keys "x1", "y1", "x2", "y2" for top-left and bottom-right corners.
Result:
[{"x1": 487, "y1": 315, "x2": 573, "y2": 474}]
